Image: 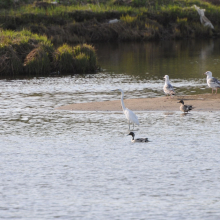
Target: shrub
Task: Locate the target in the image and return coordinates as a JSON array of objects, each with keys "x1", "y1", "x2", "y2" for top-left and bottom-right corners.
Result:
[
  {"x1": 0, "y1": 45, "x2": 23, "y2": 76},
  {"x1": 74, "y1": 53, "x2": 90, "y2": 73},
  {"x1": 74, "y1": 44, "x2": 97, "y2": 72},
  {"x1": 24, "y1": 47, "x2": 51, "y2": 75},
  {"x1": 120, "y1": 14, "x2": 137, "y2": 23},
  {"x1": 54, "y1": 44, "x2": 75, "y2": 73}
]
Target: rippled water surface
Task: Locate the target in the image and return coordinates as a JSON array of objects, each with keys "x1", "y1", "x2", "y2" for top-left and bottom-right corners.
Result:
[{"x1": 1, "y1": 40, "x2": 220, "y2": 220}]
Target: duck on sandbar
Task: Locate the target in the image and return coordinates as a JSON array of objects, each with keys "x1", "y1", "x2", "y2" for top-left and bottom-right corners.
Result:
[
  {"x1": 178, "y1": 100, "x2": 194, "y2": 113},
  {"x1": 127, "y1": 132, "x2": 149, "y2": 143}
]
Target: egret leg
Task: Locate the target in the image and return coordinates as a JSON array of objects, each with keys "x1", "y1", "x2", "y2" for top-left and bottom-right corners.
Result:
[
  {"x1": 216, "y1": 88, "x2": 218, "y2": 94},
  {"x1": 212, "y1": 89, "x2": 213, "y2": 94}
]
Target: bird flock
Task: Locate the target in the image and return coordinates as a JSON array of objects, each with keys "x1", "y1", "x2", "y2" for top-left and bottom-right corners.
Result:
[{"x1": 113, "y1": 71, "x2": 220, "y2": 143}]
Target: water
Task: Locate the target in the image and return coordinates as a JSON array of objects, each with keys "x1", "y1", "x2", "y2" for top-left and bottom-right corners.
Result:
[{"x1": 1, "y1": 39, "x2": 220, "y2": 219}]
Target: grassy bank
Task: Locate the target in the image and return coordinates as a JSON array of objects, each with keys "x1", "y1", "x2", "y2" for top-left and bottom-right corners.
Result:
[
  {"x1": 0, "y1": 0, "x2": 219, "y2": 44},
  {"x1": 0, "y1": 0, "x2": 219, "y2": 76},
  {"x1": 0, "y1": 29, "x2": 97, "y2": 77}
]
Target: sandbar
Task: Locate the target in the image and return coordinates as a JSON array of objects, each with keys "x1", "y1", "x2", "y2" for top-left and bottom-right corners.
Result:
[{"x1": 56, "y1": 94, "x2": 220, "y2": 112}]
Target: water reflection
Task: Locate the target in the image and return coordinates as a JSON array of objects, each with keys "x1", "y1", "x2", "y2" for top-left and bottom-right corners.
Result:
[{"x1": 95, "y1": 39, "x2": 220, "y2": 81}]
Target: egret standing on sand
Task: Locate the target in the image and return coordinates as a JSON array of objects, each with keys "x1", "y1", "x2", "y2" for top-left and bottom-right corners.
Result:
[
  {"x1": 163, "y1": 75, "x2": 175, "y2": 98},
  {"x1": 112, "y1": 89, "x2": 139, "y2": 130},
  {"x1": 204, "y1": 71, "x2": 220, "y2": 94}
]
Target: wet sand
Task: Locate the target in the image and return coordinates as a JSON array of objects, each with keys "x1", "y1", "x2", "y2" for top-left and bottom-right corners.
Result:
[{"x1": 56, "y1": 94, "x2": 220, "y2": 112}]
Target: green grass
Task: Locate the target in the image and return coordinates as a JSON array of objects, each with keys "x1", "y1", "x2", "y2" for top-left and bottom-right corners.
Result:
[
  {"x1": 1, "y1": 0, "x2": 220, "y2": 77},
  {"x1": 55, "y1": 43, "x2": 97, "y2": 73},
  {"x1": 24, "y1": 47, "x2": 51, "y2": 75},
  {"x1": 0, "y1": 30, "x2": 97, "y2": 76},
  {"x1": 0, "y1": 29, "x2": 51, "y2": 47}
]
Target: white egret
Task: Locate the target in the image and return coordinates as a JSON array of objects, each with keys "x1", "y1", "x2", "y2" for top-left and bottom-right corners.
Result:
[
  {"x1": 193, "y1": 5, "x2": 214, "y2": 29},
  {"x1": 127, "y1": 132, "x2": 149, "y2": 143},
  {"x1": 163, "y1": 75, "x2": 175, "y2": 98},
  {"x1": 204, "y1": 71, "x2": 220, "y2": 94},
  {"x1": 177, "y1": 100, "x2": 194, "y2": 113},
  {"x1": 112, "y1": 89, "x2": 139, "y2": 130}
]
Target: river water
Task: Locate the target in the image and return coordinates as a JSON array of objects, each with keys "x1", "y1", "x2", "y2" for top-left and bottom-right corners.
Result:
[{"x1": 0, "y1": 39, "x2": 220, "y2": 219}]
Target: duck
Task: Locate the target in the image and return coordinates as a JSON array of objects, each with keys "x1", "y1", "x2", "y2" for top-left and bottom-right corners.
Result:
[
  {"x1": 127, "y1": 132, "x2": 149, "y2": 143},
  {"x1": 163, "y1": 75, "x2": 175, "y2": 98},
  {"x1": 204, "y1": 71, "x2": 220, "y2": 94},
  {"x1": 178, "y1": 100, "x2": 194, "y2": 113}
]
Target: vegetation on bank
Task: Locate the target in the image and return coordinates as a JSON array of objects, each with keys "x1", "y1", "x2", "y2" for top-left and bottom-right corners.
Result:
[
  {"x1": 0, "y1": 0, "x2": 219, "y2": 44},
  {"x1": 0, "y1": 30, "x2": 97, "y2": 77},
  {"x1": 0, "y1": 0, "x2": 219, "y2": 76}
]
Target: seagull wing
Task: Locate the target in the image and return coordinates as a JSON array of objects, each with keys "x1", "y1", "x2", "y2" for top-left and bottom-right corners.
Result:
[
  {"x1": 163, "y1": 83, "x2": 175, "y2": 94},
  {"x1": 208, "y1": 77, "x2": 220, "y2": 88}
]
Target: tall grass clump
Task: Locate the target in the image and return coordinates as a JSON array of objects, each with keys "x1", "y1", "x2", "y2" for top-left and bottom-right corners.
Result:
[
  {"x1": 55, "y1": 44, "x2": 97, "y2": 74},
  {"x1": 120, "y1": 14, "x2": 137, "y2": 23},
  {"x1": 0, "y1": 30, "x2": 97, "y2": 76},
  {"x1": 24, "y1": 47, "x2": 51, "y2": 75},
  {"x1": 0, "y1": 29, "x2": 52, "y2": 76},
  {"x1": 74, "y1": 44, "x2": 97, "y2": 73},
  {"x1": 54, "y1": 44, "x2": 75, "y2": 73},
  {"x1": 0, "y1": 45, "x2": 23, "y2": 76}
]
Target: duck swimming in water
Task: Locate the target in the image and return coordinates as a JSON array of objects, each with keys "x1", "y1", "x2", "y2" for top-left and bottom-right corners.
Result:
[
  {"x1": 127, "y1": 132, "x2": 149, "y2": 143},
  {"x1": 178, "y1": 100, "x2": 194, "y2": 113}
]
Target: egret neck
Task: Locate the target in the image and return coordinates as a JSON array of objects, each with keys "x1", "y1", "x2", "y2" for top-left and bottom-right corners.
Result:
[{"x1": 120, "y1": 90, "x2": 126, "y2": 111}]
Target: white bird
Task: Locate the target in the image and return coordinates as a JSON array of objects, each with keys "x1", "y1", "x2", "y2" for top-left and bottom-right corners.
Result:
[
  {"x1": 163, "y1": 75, "x2": 175, "y2": 98},
  {"x1": 178, "y1": 100, "x2": 194, "y2": 113},
  {"x1": 204, "y1": 71, "x2": 220, "y2": 94},
  {"x1": 193, "y1": 5, "x2": 214, "y2": 29},
  {"x1": 112, "y1": 89, "x2": 139, "y2": 130},
  {"x1": 127, "y1": 132, "x2": 149, "y2": 143},
  {"x1": 109, "y1": 19, "x2": 119, "y2": 24}
]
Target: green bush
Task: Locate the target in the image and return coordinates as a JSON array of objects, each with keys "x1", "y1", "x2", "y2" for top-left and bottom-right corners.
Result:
[
  {"x1": 74, "y1": 53, "x2": 90, "y2": 73},
  {"x1": 55, "y1": 43, "x2": 97, "y2": 74},
  {"x1": 24, "y1": 47, "x2": 51, "y2": 75},
  {"x1": 74, "y1": 44, "x2": 97, "y2": 72},
  {"x1": 54, "y1": 44, "x2": 75, "y2": 73},
  {"x1": 0, "y1": 45, "x2": 23, "y2": 76}
]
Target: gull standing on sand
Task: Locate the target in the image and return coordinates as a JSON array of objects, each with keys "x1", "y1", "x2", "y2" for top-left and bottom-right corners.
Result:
[
  {"x1": 163, "y1": 75, "x2": 175, "y2": 98},
  {"x1": 204, "y1": 71, "x2": 220, "y2": 94},
  {"x1": 112, "y1": 89, "x2": 139, "y2": 130},
  {"x1": 178, "y1": 100, "x2": 194, "y2": 113}
]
